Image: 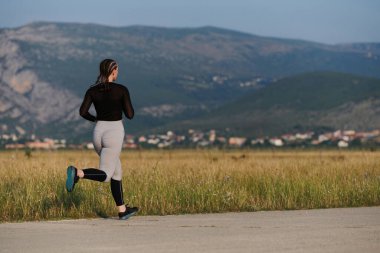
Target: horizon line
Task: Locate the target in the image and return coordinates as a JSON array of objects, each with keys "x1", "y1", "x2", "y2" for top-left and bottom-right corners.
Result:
[{"x1": 2, "y1": 20, "x2": 379, "y2": 46}]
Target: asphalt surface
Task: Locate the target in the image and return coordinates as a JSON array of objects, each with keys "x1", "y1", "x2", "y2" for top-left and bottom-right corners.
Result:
[{"x1": 1, "y1": 207, "x2": 379, "y2": 253}]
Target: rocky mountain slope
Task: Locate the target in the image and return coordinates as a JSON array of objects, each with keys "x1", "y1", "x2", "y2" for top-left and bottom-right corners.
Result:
[{"x1": 0, "y1": 22, "x2": 379, "y2": 140}]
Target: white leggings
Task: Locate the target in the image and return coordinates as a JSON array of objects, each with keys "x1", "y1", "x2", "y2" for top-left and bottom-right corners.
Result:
[{"x1": 93, "y1": 120, "x2": 124, "y2": 182}]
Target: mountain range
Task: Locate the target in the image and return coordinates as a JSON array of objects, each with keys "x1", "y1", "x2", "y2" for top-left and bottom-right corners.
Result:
[
  {"x1": 0, "y1": 22, "x2": 379, "y2": 141},
  {"x1": 161, "y1": 72, "x2": 380, "y2": 136}
]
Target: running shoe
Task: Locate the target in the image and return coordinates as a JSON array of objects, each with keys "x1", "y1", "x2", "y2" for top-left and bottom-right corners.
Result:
[
  {"x1": 66, "y1": 165, "x2": 79, "y2": 192},
  {"x1": 118, "y1": 205, "x2": 139, "y2": 220}
]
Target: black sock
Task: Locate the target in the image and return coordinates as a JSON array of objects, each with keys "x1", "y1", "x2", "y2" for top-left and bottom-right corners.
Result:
[
  {"x1": 82, "y1": 168, "x2": 107, "y2": 182},
  {"x1": 111, "y1": 179, "x2": 125, "y2": 207}
]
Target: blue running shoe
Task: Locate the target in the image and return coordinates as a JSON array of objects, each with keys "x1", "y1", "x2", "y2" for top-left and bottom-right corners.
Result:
[
  {"x1": 118, "y1": 206, "x2": 139, "y2": 220},
  {"x1": 66, "y1": 165, "x2": 79, "y2": 192}
]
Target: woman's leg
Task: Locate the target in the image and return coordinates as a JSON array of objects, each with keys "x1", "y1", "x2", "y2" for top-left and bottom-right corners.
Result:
[
  {"x1": 112, "y1": 158, "x2": 123, "y2": 181},
  {"x1": 76, "y1": 123, "x2": 123, "y2": 184},
  {"x1": 68, "y1": 121, "x2": 137, "y2": 217},
  {"x1": 75, "y1": 122, "x2": 108, "y2": 182},
  {"x1": 102, "y1": 131, "x2": 126, "y2": 212},
  {"x1": 99, "y1": 126, "x2": 137, "y2": 217},
  {"x1": 110, "y1": 159, "x2": 124, "y2": 208},
  {"x1": 81, "y1": 168, "x2": 107, "y2": 181},
  {"x1": 110, "y1": 178, "x2": 124, "y2": 206},
  {"x1": 93, "y1": 125, "x2": 126, "y2": 213}
]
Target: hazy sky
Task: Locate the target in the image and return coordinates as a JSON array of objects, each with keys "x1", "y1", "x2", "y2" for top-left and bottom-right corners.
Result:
[{"x1": 0, "y1": 0, "x2": 379, "y2": 44}]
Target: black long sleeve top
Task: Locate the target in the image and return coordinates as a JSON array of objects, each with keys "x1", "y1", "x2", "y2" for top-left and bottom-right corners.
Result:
[{"x1": 79, "y1": 82, "x2": 134, "y2": 122}]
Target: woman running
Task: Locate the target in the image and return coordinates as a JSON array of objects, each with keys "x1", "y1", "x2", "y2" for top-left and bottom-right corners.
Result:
[{"x1": 65, "y1": 58, "x2": 138, "y2": 220}]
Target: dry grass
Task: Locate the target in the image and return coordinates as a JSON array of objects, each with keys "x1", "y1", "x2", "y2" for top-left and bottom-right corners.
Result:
[{"x1": 0, "y1": 149, "x2": 379, "y2": 222}]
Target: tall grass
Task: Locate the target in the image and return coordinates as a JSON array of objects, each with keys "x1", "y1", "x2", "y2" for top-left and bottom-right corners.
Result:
[{"x1": 0, "y1": 149, "x2": 379, "y2": 222}]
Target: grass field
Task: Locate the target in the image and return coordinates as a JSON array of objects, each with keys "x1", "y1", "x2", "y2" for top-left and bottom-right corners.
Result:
[{"x1": 0, "y1": 149, "x2": 379, "y2": 222}]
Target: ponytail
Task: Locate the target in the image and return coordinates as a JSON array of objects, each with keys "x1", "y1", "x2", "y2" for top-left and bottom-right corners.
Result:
[{"x1": 94, "y1": 59, "x2": 118, "y2": 85}]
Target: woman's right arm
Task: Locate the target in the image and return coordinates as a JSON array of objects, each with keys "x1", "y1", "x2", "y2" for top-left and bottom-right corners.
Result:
[
  {"x1": 122, "y1": 87, "x2": 134, "y2": 120},
  {"x1": 79, "y1": 90, "x2": 96, "y2": 122}
]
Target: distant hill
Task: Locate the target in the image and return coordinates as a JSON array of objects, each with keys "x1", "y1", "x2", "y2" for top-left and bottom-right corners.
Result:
[
  {"x1": 0, "y1": 22, "x2": 379, "y2": 140},
  {"x1": 159, "y1": 72, "x2": 380, "y2": 136}
]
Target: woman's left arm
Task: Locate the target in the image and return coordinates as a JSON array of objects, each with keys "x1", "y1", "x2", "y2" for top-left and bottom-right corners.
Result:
[{"x1": 79, "y1": 90, "x2": 97, "y2": 122}]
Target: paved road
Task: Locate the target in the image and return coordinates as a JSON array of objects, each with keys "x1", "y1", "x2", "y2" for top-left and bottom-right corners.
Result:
[{"x1": 1, "y1": 207, "x2": 379, "y2": 253}]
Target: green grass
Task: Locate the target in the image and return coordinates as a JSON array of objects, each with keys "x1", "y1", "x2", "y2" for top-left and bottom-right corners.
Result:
[{"x1": 0, "y1": 149, "x2": 379, "y2": 222}]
